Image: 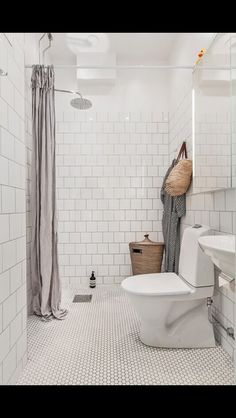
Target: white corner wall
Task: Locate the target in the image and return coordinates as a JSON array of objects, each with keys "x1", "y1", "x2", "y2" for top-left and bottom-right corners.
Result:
[
  {"x1": 168, "y1": 33, "x2": 236, "y2": 362},
  {"x1": 168, "y1": 33, "x2": 216, "y2": 113},
  {"x1": 0, "y1": 32, "x2": 39, "y2": 385},
  {"x1": 24, "y1": 34, "x2": 40, "y2": 315}
]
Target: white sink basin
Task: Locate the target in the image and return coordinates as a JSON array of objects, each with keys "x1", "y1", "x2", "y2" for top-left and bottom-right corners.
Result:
[{"x1": 198, "y1": 235, "x2": 235, "y2": 278}]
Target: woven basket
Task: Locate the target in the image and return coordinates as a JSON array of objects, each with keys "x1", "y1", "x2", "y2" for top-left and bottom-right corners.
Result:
[
  {"x1": 129, "y1": 234, "x2": 165, "y2": 275},
  {"x1": 165, "y1": 159, "x2": 192, "y2": 196}
]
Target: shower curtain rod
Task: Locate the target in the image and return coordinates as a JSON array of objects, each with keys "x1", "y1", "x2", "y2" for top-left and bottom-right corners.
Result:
[
  {"x1": 24, "y1": 64, "x2": 233, "y2": 70},
  {"x1": 25, "y1": 64, "x2": 194, "y2": 69}
]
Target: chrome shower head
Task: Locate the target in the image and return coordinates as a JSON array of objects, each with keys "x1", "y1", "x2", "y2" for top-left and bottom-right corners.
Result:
[
  {"x1": 55, "y1": 88, "x2": 93, "y2": 110},
  {"x1": 70, "y1": 96, "x2": 92, "y2": 110}
]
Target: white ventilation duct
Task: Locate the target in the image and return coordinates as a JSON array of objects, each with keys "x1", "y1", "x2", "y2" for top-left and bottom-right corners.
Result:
[
  {"x1": 66, "y1": 33, "x2": 116, "y2": 84},
  {"x1": 76, "y1": 52, "x2": 117, "y2": 84},
  {"x1": 66, "y1": 33, "x2": 110, "y2": 53}
]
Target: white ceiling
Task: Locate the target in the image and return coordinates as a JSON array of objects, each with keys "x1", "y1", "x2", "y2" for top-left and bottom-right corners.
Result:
[{"x1": 48, "y1": 33, "x2": 178, "y2": 64}]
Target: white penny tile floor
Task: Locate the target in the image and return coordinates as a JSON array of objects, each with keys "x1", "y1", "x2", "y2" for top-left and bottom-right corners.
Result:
[{"x1": 16, "y1": 285, "x2": 234, "y2": 385}]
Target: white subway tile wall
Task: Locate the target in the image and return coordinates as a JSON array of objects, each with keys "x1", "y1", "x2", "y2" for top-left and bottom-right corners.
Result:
[
  {"x1": 55, "y1": 111, "x2": 169, "y2": 287},
  {"x1": 24, "y1": 34, "x2": 39, "y2": 316},
  {"x1": 232, "y1": 119, "x2": 236, "y2": 187},
  {"x1": 0, "y1": 33, "x2": 30, "y2": 384},
  {"x1": 194, "y1": 110, "x2": 231, "y2": 192},
  {"x1": 169, "y1": 91, "x2": 235, "y2": 361},
  {"x1": 25, "y1": 57, "x2": 32, "y2": 313}
]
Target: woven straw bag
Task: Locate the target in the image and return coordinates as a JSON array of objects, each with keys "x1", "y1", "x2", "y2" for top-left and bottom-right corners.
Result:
[{"x1": 165, "y1": 142, "x2": 192, "y2": 196}]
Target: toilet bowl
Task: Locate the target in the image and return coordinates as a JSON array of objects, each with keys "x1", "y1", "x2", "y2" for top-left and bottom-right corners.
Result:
[{"x1": 121, "y1": 225, "x2": 216, "y2": 348}]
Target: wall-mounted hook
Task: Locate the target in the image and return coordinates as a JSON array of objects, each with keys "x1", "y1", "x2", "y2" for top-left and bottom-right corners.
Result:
[
  {"x1": 0, "y1": 68, "x2": 7, "y2": 76},
  {"x1": 47, "y1": 33, "x2": 53, "y2": 42}
]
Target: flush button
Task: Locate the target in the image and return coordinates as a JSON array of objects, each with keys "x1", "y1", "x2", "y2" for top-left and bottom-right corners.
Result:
[{"x1": 193, "y1": 224, "x2": 202, "y2": 228}]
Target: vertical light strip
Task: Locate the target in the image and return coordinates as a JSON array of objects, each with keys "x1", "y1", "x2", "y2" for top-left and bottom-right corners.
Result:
[{"x1": 192, "y1": 88, "x2": 195, "y2": 178}]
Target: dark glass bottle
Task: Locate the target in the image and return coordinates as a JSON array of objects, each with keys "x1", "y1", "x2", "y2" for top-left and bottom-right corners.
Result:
[{"x1": 89, "y1": 271, "x2": 96, "y2": 288}]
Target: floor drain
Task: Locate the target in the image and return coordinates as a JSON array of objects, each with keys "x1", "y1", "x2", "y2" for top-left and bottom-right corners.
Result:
[{"x1": 73, "y1": 294, "x2": 92, "y2": 303}]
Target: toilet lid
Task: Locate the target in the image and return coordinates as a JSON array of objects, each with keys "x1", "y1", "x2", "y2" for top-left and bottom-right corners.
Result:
[{"x1": 122, "y1": 273, "x2": 192, "y2": 296}]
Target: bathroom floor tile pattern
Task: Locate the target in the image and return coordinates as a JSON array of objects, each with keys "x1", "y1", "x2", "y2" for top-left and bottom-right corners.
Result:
[{"x1": 16, "y1": 285, "x2": 234, "y2": 385}]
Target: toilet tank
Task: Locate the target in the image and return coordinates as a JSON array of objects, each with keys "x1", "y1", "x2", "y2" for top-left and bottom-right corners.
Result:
[{"x1": 179, "y1": 225, "x2": 214, "y2": 287}]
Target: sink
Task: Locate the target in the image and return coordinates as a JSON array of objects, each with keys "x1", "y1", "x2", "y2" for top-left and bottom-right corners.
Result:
[{"x1": 198, "y1": 235, "x2": 235, "y2": 278}]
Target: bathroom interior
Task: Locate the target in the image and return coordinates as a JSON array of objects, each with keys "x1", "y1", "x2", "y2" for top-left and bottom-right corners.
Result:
[{"x1": 0, "y1": 32, "x2": 235, "y2": 386}]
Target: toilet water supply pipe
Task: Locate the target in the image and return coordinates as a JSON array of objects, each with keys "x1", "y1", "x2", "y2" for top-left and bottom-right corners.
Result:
[{"x1": 207, "y1": 298, "x2": 235, "y2": 340}]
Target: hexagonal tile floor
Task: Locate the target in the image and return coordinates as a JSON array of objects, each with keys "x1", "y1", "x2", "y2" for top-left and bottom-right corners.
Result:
[{"x1": 16, "y1": 285, "x2": 234, "y2": 385}]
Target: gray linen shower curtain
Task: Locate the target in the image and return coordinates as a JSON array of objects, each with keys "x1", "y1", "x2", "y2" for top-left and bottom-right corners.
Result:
[{"x1": 31, "y1": 65, "x2": 67, "y2": 320}]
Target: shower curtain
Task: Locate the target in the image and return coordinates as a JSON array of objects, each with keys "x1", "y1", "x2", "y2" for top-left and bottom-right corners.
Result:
[{"x1": 31, "y1": 65, "x2": 67, "y2": 320}]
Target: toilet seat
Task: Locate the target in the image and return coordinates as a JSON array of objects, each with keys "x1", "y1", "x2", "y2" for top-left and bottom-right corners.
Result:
[{"x1": 122, "y1": 273, "x2": 192, "y2": 296}]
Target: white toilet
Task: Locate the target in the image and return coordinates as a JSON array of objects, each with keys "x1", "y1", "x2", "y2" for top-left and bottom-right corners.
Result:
[{"x1": 121, "y1": 225, "x2": 216, "y2": 348}]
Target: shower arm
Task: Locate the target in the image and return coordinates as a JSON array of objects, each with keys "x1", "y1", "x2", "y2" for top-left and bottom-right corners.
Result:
[{"x1": 55, "y1": 88, "x2": 82, "y2": 98}]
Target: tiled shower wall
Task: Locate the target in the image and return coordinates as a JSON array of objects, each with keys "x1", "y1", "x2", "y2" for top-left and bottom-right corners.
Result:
[
  {"x1": 194, "y1": 115, "x2": 231, "y2": 192},
  {"x1": 24, "y1": 35, "x2": 39, "y2": 314},
  {"x1": 169, "y1": 91, "x2": 236, "y2": 360},
  {"x1": 233, "y1": 121, "x2": 236, "y2": 188},
  {"x1": 0, "y1": 33, "x2": 27, "y2": 384},
  {"x1": 55, "y1": 110, "x2": 169, "y2": 286}
]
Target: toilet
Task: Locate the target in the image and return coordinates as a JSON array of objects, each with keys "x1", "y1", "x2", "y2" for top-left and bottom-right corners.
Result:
[{"x1": 121, "y1": 225, "x2": 216, "y2": 348}]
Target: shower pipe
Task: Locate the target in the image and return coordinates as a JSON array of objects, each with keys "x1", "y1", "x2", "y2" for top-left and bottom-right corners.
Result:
[
  {"x1": 207, "y1": 298, "x2": 235, "y2": 340},
  {"x1": 0, "y1": 33, "x2": 12, "y2": 75},
  {"x1": 38, "y1": 33, "x2": 53, "y2": 64},
  {"x1": 212, "y1": 314, "x2": 235, "y2": 340},
  {"x1": 1, "y1": 32, "x2": 13, "y2": 47},
  {"x1": 55, "y1": 88, "x2": 82, "y2": 97}
]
